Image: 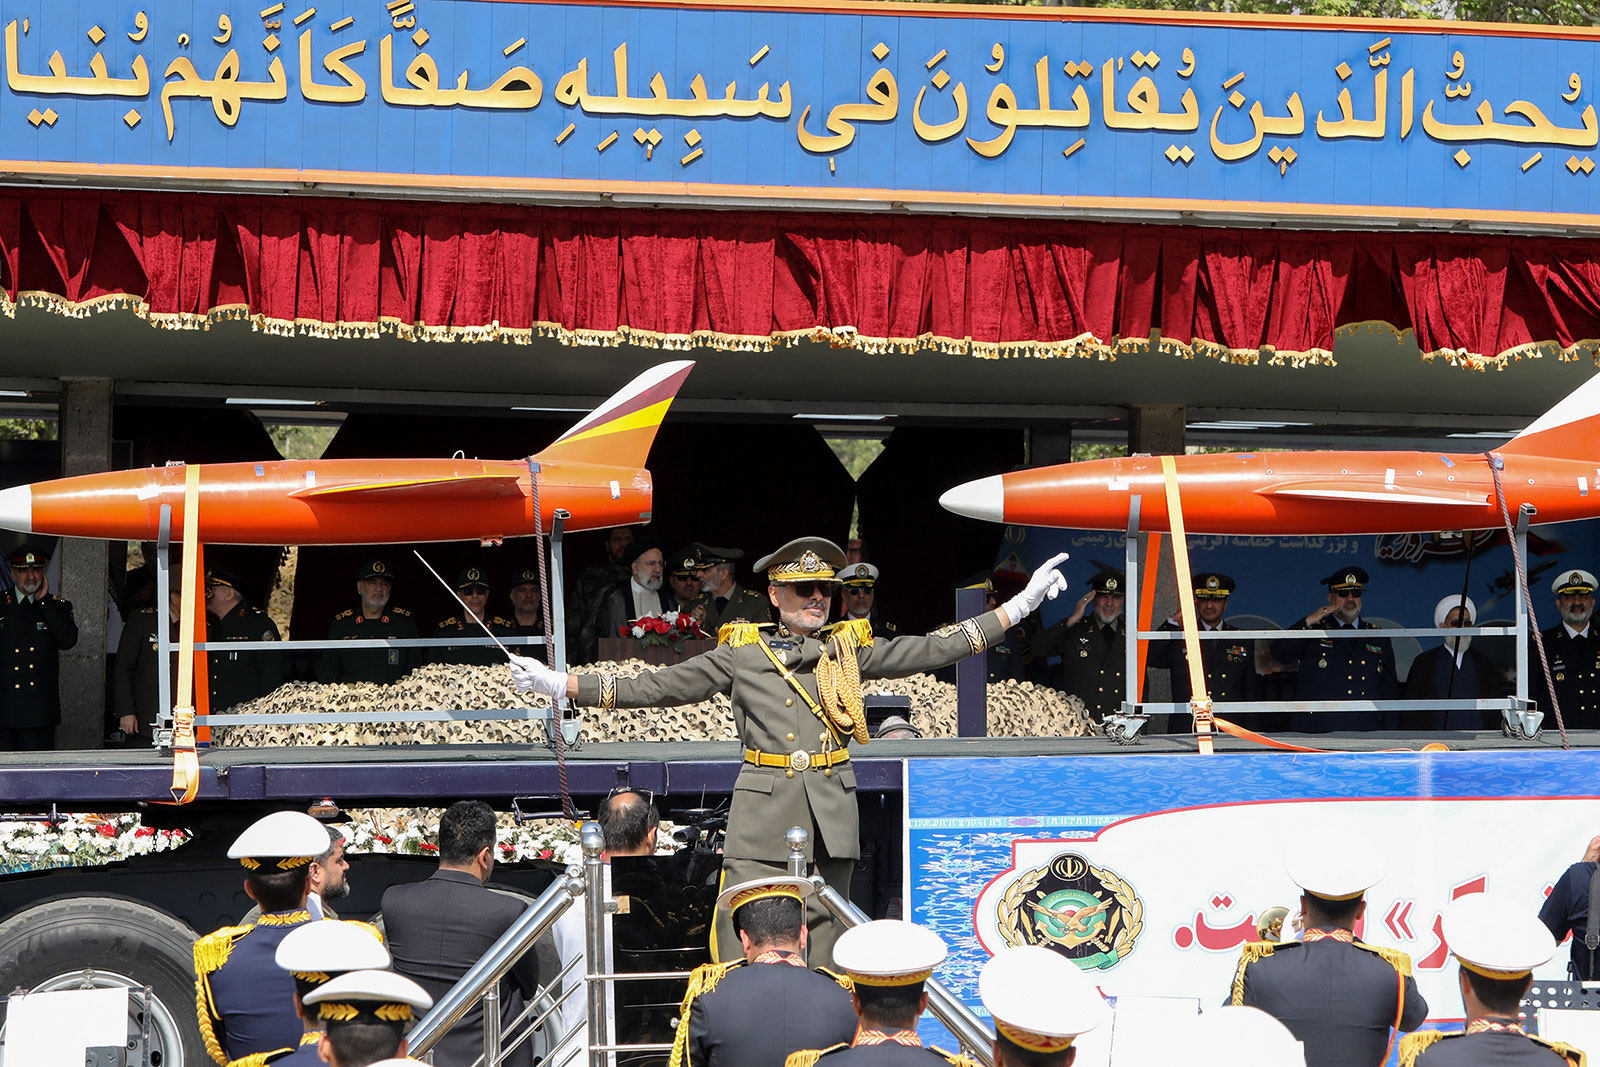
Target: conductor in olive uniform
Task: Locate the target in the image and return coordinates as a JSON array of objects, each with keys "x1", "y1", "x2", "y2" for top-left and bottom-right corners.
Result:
[
  {"x1": 673, "y1": 877, "x2": 856, "y2": 1067},
  {"x1": 204, "y1": 568, "x2": 285, "y2": 712},
  {"x1": 1229, "y1": 838, "x2": 1426, "y2": 1067},
  {"x1": 193, "y1": 810, "x2": 327, "y2": 1066},
  {"x1": 0, "y1": 543, "x2": 78, "y2": 750},
  {"x1": 1401, "y1": 893, "x2": 1584, "y2": 1067},
  {"x1": 431, "y1": 566, "x2": 510, "y2": 666},
  {"x1": 318, "y1": 560, "x2": 418, "y2": 684},
  {"x1": 509, "y1": 538, "x2": 1071, "y2": 967},
  {"x1": 688, "y1": 545, "x2": 771, "y2": 635},
  {"x1": 1531, "y1": 569, "x2": 1600, "y2": 730},
  {"x1": 1039, "y1": 571, "x2": 1126, "y2": 723},
  {"x1": 1271, "y1": 567, "x2": 1397, "y2": 732},
  {"x1": 784, "y1": 920, "x2": 968, "y2": 1067}
]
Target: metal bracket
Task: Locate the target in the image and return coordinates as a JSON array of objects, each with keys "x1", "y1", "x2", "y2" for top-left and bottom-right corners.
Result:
[
  {"x1": 1104, "y1": 714, "x2": 1148, "y2": 745},
  {"x1": 1502, "y1": 706, "x2": 1545, "y2": 740}
]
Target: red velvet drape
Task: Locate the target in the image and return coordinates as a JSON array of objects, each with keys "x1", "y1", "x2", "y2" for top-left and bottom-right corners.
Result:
[{"x1": 2, "y1": 187, "x2": 1598, "y2": 366}]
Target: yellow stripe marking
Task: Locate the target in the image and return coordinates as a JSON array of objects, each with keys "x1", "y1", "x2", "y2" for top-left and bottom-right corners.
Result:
[{"x1": 557, "y1": 398, "x2": 673, "y2": 447}]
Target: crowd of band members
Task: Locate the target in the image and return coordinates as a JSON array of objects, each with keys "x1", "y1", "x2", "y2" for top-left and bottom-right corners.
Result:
[{"x1": 4, "y1": 528, "x2": 1600, "y2": 750}]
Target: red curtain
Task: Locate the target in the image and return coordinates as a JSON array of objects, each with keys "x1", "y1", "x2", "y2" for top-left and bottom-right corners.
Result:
[{"x1": 2, "y1": 187, "x2": 1599, "y2": 366}]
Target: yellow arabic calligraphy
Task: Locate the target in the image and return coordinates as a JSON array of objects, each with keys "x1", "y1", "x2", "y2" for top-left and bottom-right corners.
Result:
[
  {"x1": 797, "y1": 67, "x2": 898, "y2": 152},
  {"x1": 553, "y1": 43, "x2": 789, "y2": 119},
  {"x1": 1101, "y1": 57, "x2": 1198, "y2": 131},
  {"x1": 5, "y1": 19, "x2": 150, "y2": 96},
  {"x1": 1210, "y1": 91, "x2": 1304, "y2": 161},
  {"x1": 967, "y1": 55, "x2": 1090, "y2": 158},
  {"x1": 160, "y1": 49, "x2": 287, "y2": 141},
  {"x1": 379, "y1": 33, "x2": 541, "y2": 109},
  {"x1": 299, "y1": 30, "x2": 365, "y2": 103}
]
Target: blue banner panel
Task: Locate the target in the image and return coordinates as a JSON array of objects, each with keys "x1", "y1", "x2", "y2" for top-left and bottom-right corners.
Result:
[
  {"x1": 906, "y1": 751, "x2": 1600, "y2": 1061},
  {"x1": 5, "y1": 0, "x2": 1600, "y2": 227}
]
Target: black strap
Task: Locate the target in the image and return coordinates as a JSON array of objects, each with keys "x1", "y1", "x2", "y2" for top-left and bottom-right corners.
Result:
[{"x1": 1584, "y1": 861, "x2": 1600, "y2": 979}]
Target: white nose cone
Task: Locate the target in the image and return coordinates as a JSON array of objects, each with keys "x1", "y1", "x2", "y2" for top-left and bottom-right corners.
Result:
[
  {"x1": 0, "y1": 484, "x2": 32, "y2": 533},
  {"x1": 939, "y1": 475, "x2": 1005, "y2": 523}
]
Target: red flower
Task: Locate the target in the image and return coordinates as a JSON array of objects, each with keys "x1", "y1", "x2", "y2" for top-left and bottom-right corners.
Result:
[
  {"x1": 97, "y1": 823, "x2": 118, "y2": 838},
  {"x1": 500, "y1": 843, "x2": 514, "y2": 854},
  {"x1": 618, "y1": 623, "x2": 632, "y2": 637},
  {"x1": 134, "y1": 826, "x2": 155, "y2": 838},
  {"x1": 376, "y1": 834, "x2": 393, "y2": 844},
  {"x1": 420, "y1": 842, "x2": 439, "y2": 852},
  {"x1": 538, "y1": 848, "x2": 553, "y2": 859}
]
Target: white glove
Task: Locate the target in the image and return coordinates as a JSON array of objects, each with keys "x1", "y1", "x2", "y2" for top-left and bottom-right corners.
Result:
[
  {"x1": 508, "y1": 653, "x2": 569, "y2": 700},
  {"x1": 1002, "y1": 551, "x2": 1071, "y2": 622}
]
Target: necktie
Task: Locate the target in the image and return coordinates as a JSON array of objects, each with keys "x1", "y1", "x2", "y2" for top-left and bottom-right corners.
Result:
[{"x1": 716, "y1": 596, "x2": 728, "y2": 613}]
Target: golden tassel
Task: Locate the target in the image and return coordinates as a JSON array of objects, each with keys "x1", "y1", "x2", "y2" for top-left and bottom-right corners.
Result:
[
  {"x1": 1397, "y1": 1031, "x2": 1445, "y2": 1067},
  {"x1": 1229, "y1": 941, "x2": 1275, "y2": 1006},
  {"x1": 719, "y1": 623, "x2": 763, "y2": 648},
  {"x1": 668, "y1": 961, "x2": 740, "y2": 1067}
]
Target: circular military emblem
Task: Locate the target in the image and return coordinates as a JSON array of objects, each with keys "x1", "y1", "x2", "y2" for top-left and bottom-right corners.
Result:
[
  {"x1": 996, "y1": 852, "x2": 1143, "y2": 971},
  {"x1": 372, "y1": 561, "x2": 387, "y2": 574},
  {"x1": 1106, "y1": 578, "x2": 1119, "y2": 592},
  {"x1": 1344, "y1": 572, "x2": 1358, "y2": 585}
]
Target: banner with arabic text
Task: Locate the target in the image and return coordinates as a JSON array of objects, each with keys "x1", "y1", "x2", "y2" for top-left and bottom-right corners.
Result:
[{"x1": 4, "y1": 0, "x2": 1600, "y2": 227}]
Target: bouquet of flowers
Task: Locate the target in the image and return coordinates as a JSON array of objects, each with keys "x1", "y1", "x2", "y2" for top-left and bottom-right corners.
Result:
[
  {"x1": 619, "y1": 609, "x2": 708, "y2": 647},
  {"x1": 0, "y1": 813, "x2": 191, "y2": 874}
]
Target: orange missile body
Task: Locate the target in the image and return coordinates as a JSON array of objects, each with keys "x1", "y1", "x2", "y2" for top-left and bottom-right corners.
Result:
[
  {"x1": 0, "y1": 361, "x2": 693, "y2": 546},
  {"x1": 941, "y1": 373, "x2": 1600, "y2": 535}
]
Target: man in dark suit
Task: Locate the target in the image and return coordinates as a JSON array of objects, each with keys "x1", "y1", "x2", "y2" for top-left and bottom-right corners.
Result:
[
  {"x1": 675, "y1": 876, "x2": 856, "y2": 1067},
  {"x1": 381, "y1": 800, "x2": 543, "y2": 1067},
  {"x1": 1229, "y1": 838, "x2": 1427, "y2": 1067},
  {"x1": 1532, "y1": 568, "x2": 1600, "y2": 729},
  {"x1": 0, "y1": 542, "x2": 78, "y2": 750},
  {"x1": 1038, "y1": 570, "x2": 1127, "y2": 723}
]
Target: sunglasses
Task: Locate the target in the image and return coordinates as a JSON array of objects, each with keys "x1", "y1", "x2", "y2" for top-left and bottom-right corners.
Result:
[
  {"x1": 1335, "y1": 591, "x2": 1363, "y2": 599},
  {"x1": 787, "y1": 581, "x2": 841, "y2": 598},
  {"x1": 844, "y1": 586, "x2": 874, "y2": 596}
]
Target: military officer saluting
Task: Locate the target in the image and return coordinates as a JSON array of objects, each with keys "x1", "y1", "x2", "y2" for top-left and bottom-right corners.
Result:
[
  {"x1": 1272, "y1": 567, "x2": 1397, "y2": 732},
  {"x1": 318, "y1": 560, "x2": 418, "y2": 685},
  {"x1": 1400, "y1": 893, "x2": 1584, "y2": 1067},
  {"x1": 979, "y1": 945, "x2": 1109, "y2": 1067},
  {"x1": 269, "y1": 919, "x2": 392, "y2": 1065},
  {"x1": 0, "y1": 542, "x2": 78, "y2": 750},
  {"x1": 194, "y1": 810, "x2": 328, "y2": 1066},
  {"x1": 301, "y1": 969, "x2": 435, "y2": 1067},
  {"x1": 785, "y1": 920, "x2": 967, "y2": 1067},
  {"x1": 431, "y1": 566, "x2": 510, "y2": 666},
  {"x1": 672, "y1": 876, "x2": 856, "y2": 1067},
  {"x1": 1532, "y1": 568, "x2": 1600, "y2": 729},
  {"x1": 1039, "y1": 570, "x2": 1126, "y2": 723},
  {"x1": 205, "y1": 568, "x2": 285, "y2": 712},
  {"x1": 509, "y1": 538, "x2": 1070, "y2": 966},
  {"x1": 688, "y1": 544, "x2": 771, "y2": 634},
  {"x1": 1230, "y1": 836, "x2": 1427, "y2": 1067},
  {"x1": 837, "y1": 564, "x2": 897, "y2": 639}
]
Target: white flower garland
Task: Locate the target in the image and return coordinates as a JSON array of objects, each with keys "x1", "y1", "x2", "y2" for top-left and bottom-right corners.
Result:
[{"x1": 0, "y1": 813, "x2": 191, "y2": 873}]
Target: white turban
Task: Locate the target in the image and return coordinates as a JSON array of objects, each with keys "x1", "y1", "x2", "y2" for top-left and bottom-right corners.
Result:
[{"x1": 1434, "y1": 594, "x2": 1476, "y2": 655}]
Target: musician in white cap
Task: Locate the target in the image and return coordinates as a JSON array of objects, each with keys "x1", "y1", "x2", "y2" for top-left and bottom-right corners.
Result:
[
  {"x1": 1533, "y1": 568, "x2": 1600, "y2": 729},
  {"x1": 979, "y1": 945, "x2": 1109, "y2": 1067},
  {"x1": 301, "y1": 968, "x2": 434, "y2": 1067},
  {"x1": 785, "y1": 919, "x2": 968, "y2": 1066},
  {"x1": 268, "y1": 919, "x2": 392, "y2": 1064},
  {"x1": 193, "y1": 810, "x2": 331, "y2": 1065},
  {"x1": 1400, "y1": 893, "x2": 1584, "y2": 1066},
  {"x1": 1229, "y1": 837, "x2": 1427, "y2": 1067},
  {"x1": 671, "y1": 876, "x2": 855, "y2": 1067}
]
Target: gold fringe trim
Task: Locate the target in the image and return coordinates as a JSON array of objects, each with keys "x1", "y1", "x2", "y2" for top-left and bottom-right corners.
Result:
[
  {"x1": 1544, "y1": 1039, "x2": 1588, "y2": 1067},
  {"x1": 196, "y1": 970, "x2": 228, "y2": 1066},
  {"x1": 719, "y1": 622, "x2": 765, "y2": 648},
  {"x1": 668, "y1": 960, "x2": 744, "y2": 1067},
  {"x1": 823, "y1": 618, "x2": 875, "y2": 650},
  {"x1": 194, "y1": 925, "x2": 252, "y2": 976},
  {"x1": 815, "y1": 634, "x2": 867, "y2": 744},
  {"x1": 936, "y1": 1048, "x2": 986, "y2": 1067},
  {"x1": 816, "y1": 966, "x2": 855, "y2": 993},
  {"x1": 1356, "y1": 940, "x2": 1414, "y2": 977},
  {"x1": 12, "y1": 285, "x2": 1600, "y2": 368},
  {"x1": 225, "y1": 1050, "x2": 292, "y2": 1067},
  {"x1": 1230, "y1": 940, "x2": 1276, "y2": 1005},
  {"x1": 785, "y1": 1043, "x2": 848, "y2": 1067},
  {"x1": 1398, "y1": 1030, "x2": 1445, "y2": 1067}
]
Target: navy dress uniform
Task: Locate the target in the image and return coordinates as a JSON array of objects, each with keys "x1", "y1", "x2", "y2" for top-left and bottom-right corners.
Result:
[
  {"x1": 431, "y1": 567, "x2": 510, "y2": 666},
  {"x1": 318, "y1": 560, "x2": 418, "y2": 684},
  {"x1": 266, "y1": 919, "x2": 392, "y2": 1065},
  {"x1": 786, "y1": 920, "x2": 973, "y2": 1067},
  {"x1": 1538, "y1": 855, "x2": 1599, "y2": 980},
  {"x1": 1041, "y1": 571, "x2": 1127, "y2": 723},
  {"x1": 0, "y1": 542, "x2": 78, "y2": 750},
  {"x1": 1144, "y1": 573, "x2": 1258, "y2": 704},
  {"x1": 194, "y1": 811, "x2": 328, "y2": 1067},
  {"x1": 838, "y1": 564, "x2": 898, "y2": 640},
  {"x1": 674, "y1": 878, "x2": 856, "y2": 1067},
  {"x1": 301, "y1": 969, "x2": 434, "y2": 1067},
  {"x1": 1400, "y1": 894, "x2": 1585, "y2": 1067},
  {"x1": 979, "y1": 945, "x2": 1109, "y2": 1065},
  {"x1": 1271, "y1": 567, "x2": 1398, "y2": 733},
  {"x1": 206, "y1": 570, "x2": 285, "y2": 712},
  {"x1": 1532, "y1": 569, "x2": 1600, "y2": 730},
  {"x1": 1230, "y1": 838, "x2": 1427, "y2": 1067}
]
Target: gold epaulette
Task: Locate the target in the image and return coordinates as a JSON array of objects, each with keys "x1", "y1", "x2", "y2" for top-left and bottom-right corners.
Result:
[
  {"x1": 1533, "y1": 1034, "x2": 1589, "y2": 1067},
  {"x1": 1398, "y1": 1030, "x2": 1447, "y2": 1067},
  {"x1": 824, "y1": 617, "x2": 875, "y2": 648},
  {"x1": 935, "y1": 1047, "x2": 984, "y2": 1067},
  {"x1": 333, "y1": 609, "x2": 353, "y2": 620},
  {"x1": 226, "y1": 1048, "x2": 295, "y2": 1067},
  {"x1": 1354, "y1": 939, "x2": 1414, "y2": 976},
  {"x1": 438, "y1": 616, "x2": 460, "y2": 628},
  {"x1": 352, "y1": 920, "x2": 384, "y2": 945},
  {"x1": 194, "y1": 925, "x2": 253, "y2": 976},
  {"x1": 719, "y1": 623, "x2": 768, "y2": 647},
  {"x1": 667, "y1": 960, "x2": 746, "y2": 1067},
  {"x1": 1229, "y1": 940, "x2": 1280, "y2": 1006},
  {"x1": 785, "y1": 1043, "x2": 849, "y2": 1067},
  {"x1": 815, "y1": 965, "x2": 855, "y2": 993}
]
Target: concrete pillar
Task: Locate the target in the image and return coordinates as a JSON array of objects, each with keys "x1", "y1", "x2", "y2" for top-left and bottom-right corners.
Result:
[
  {"x1": 1025, "y1": 425, "x2": 1073, "y2": 467},
  {"x1": 1128, "y1": 405, "x2": 1184, "y2": 732},
  {"x1": 1128, "y1": 404, "x2": 1185, "y2": 457},
  {"x1": 57, "y1": 378, "x2": 113, "y2": 749}
]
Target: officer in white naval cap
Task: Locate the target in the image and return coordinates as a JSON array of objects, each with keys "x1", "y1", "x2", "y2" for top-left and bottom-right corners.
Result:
[
  {"x1": 269, "y1": 919, "x2": 392, "y2": 1064},
  {"x1": 1534, "y1": 568, "x2": 1600, "y2": 729},
  {"x1": 301, "y1": 968, "x2": 434, "y2": 1067},
  {"x1": 1229, "y1": 835, "x2": 1426, "y2": 1067},
  {"x1": 1400, "y1": 894, "x2": 1583, "y2": 1066},
  {"x1": 980, "y1": 944, "x2": 1109, "y2": 1066},
  {"x1": 837, "y1": 563, "x2": 897, "y2": 639}
]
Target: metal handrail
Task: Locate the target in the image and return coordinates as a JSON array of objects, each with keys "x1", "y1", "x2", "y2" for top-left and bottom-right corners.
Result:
[{"x1": 785, "y1": 828, "x2": 997, "y2": 1067}]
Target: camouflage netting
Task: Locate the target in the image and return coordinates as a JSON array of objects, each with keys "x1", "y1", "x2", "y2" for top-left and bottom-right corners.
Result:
[{"x1": 208, "y1": 659, "x2": 1094, "y2": 746}]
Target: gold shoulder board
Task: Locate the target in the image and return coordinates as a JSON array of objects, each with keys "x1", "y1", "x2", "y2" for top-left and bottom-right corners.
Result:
[
  {"x1": 815, "y1": 965, "x2": 855, "y2": 992},
  {"x1": 193, "y1": 925, "x2": 253, "y2": 975},
  {"x1": 825, "y1": 618, "x2": 876, "y2": 648},
  {"x1": 1229, "y1": 940, "x2": 1279, "y2": 1006},
  {"x1": 1532, "y1": 1034, "x2": 1589, "y2": 1067},
  {"x1": 785, "y1": 1043, "x2": 849, "y2": 1067},
  {"x1": 719, "y1": 623, "x2": 764, "y2": 647},
  {"x1": 935, "y1": 1047, "x2": 984, "y2": 1067},
  {"x1": 1397, "y1": 1030, "x2": 1447, "y2": 1067},
  {"x1": 1354, "y1": 940, "x2": 1414, "y2": 976}
]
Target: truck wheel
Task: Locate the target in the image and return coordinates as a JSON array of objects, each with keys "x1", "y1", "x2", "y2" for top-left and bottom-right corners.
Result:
[{"x1": 0, "y1": 895, "x2": 205, "y2": 1067}]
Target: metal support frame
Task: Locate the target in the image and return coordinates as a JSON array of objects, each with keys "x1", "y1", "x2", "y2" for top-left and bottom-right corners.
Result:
[
  {"x1": 953, "y1": 586, "x2": 988, "y2": 737},
  {"x1": 153, "y1": 505, "x2": 175, "y2": 751},
  {"x1": 582, "y1": 821, "x2": 610, "y2": 1067},
  {"x1": 1101, "y1": 494, "x2": 1546, "y2": 743}
]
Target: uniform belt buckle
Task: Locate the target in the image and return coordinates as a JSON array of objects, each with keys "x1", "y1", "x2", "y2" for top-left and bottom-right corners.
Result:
[{"x1": 789, "y1": 749, "x2": 811, "y2": 771}]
